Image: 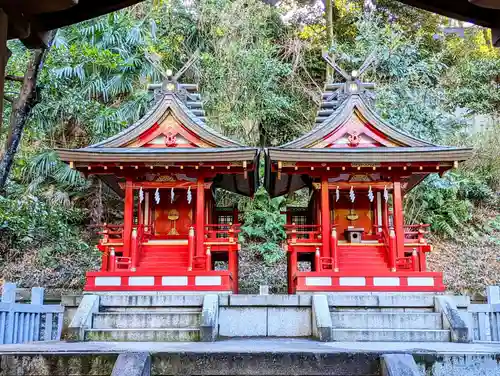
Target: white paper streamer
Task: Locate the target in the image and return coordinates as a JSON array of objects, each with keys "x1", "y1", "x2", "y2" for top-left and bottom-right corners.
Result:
[
  {"x1": 349, "y1": 186, "x2": 355, "y2": 203},
  {"x1": 368, "y1": 185, "x2": 374, "y2": 202},
  {"x1": 384, "y1": 185, "x2": 389, "y2": 202},
  {"x1": 171, "y1": 187, "x2": 175, "y2": 203},
  {"x1": 139, "y1": 187, "x2": 144, "y2": 203},
  {"x1": 154, "y1": 188, "x2": 160, "y2": 204},
  {"x1": 336, "y1": 186, "x2": 340, "y2": 202},
  {"x1": 187, "y1": 186, "x2": 192, "y2": 204}
]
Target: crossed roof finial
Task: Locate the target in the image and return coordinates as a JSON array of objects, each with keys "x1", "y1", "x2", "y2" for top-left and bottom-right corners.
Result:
[
  {"x1": 322, "y1": 51, "x2": 376, "y2": 101},
  {"x1": 146, "y1": 50, "x2": 200, "y2": 94}
]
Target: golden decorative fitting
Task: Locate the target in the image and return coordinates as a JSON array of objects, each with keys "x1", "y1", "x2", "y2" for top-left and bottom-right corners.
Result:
[
  {"x1": 327, "y1": 167, "x2": 330, "y2": 171},
  {"x1": 87, "y1": 166, "x2": 91, "y2": 170},
  {"x1": 311, "y1": 166, "x2": 314, "y2": 171},
  {"x1": 403, "y1": 166, "x2": 407, "y2": 170},
  {"x1": 206, "y1": 246, "x2": 211, "y2": 255},
  {"x1": 69, "y1": 161, "x2": 74, "y2": 169},
  {"x1": 388, "y1": 166, "x2": 392, "y2": 170},
  {"x1": 372, "y1": 166, "x2": 376, "y2": 171},
  {"x1": 436, "y1": 165, "x2": 440, "y2": 170},
  {"x1": 412, "y1": 249, "x2": 417, "y2": 256},
  {"x1": 294, "y1": 166, "x2": 298, "y2": 170},
  {"x1": 227, "y1": 165, "x2": 230, "y2": 170},
  {"x1": 357, "y1": 166, "x2": 361, "y2": 171},
  {"x1": 243, "y1": 160, "x2": 247, "y2": 169},
  {"x1": 134, "y1": 166, "x2": 138, "y2": 169},
  {"x1": 211, "y1": 166, "x2": 215, "y2": 170},
  {"x1": 180, "y1": 165, "x2": 184, "y2": 169},
  {"x1": 150, "y1": 166, "x2": 154, "y2": 169},
  {"x1": 453, "y1": 161, "x2": 459, "y2": 169},
  {"x1": 120, "y1": 166, "x2": 124, "y2": 170},
  {"x1": 391, "y1": 267, "x2": 396, "y2": 272},
  {"x1": 195, "y1": 166, "x2": 199, "y2": 169},
  {"x1": 342, "y1": 166, "x2": 346, "y2": 171},
  {"x1": 131, "y1": 267, "x2": 136, "y2": 272},
  {"x1": 334, "y1": 268, "x2": 339, "y2": 272},
  {"x1": 419, "y1": 166, "x2": 423, "y2": 170}
]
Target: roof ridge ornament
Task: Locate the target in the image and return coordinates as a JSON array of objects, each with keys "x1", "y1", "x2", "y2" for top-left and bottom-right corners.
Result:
[
  {"x1": 146, "y1": 50, "x2": 200, "y2": 101},
  {"x1": 322, "y1": 52, "x2": 376, "y2": 102}
]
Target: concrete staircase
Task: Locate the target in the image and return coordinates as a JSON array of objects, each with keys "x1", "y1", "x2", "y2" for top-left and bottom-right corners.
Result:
[
  {"x1": 327, "y1": 293, "x2": 467, "y2": 342},
  {"x1": 83, "y1": 295, "x2": 204, "y2": 341}
]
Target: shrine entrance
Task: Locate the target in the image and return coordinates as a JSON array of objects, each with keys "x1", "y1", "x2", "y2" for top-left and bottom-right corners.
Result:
[{"x1": 151, "y1": 190, "x2": 194, "y2": 239}]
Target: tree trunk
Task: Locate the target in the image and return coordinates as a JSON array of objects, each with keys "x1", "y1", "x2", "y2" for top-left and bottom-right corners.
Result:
[
  {"x1": 325, "y1": 0, "x2": 335, "y2": 80},
  {"x1": 0, "y1": 32, "x2": 55, "y2": 195}
]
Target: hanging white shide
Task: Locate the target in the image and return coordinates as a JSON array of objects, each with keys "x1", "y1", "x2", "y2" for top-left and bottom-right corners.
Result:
[
  {"x1": 187, "y1": 186, "x2": 192, "y2": 204},
  {"x1": 368, "y1": 185, "x2": 374, "y2": 202},
  {"x1": 349, "y1": 186, "x2": 355, "y2": 203},
  {"x1": 154, "y1": 188, "x2": 160, "y2": 204}
]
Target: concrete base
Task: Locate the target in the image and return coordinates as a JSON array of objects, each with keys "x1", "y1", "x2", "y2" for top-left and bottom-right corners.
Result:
[
  {"x1": 112, "y1": 353, "x2": 150, "y2": 376},
  {"x1": 381, "y1": 354, "x2": 420, "y2": 376},
  {"x1": 2, "y1": 339, "x2": 500, "y2": 375}
]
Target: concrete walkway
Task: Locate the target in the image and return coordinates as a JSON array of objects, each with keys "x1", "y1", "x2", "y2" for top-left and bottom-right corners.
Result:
[{"x1": 1, "y1": 338, "x2": 500, "y2": 355}]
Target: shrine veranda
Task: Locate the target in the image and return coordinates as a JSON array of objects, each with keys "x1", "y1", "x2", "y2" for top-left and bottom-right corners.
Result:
[{"x1": 56, "y1": 59, "x2": 472, "y2": 294}]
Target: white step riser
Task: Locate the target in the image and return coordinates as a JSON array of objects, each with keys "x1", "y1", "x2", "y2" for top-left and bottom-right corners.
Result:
[
  {"x1": 330, "y1": 312, "x2": 443, "y2": 329},
  {"x1": 85, "y1": 329, "x2": 200, "y2": 342},
  {"x1": 93, "y1": 313, "x2": 201, "y2": 329},
  {"x1": 98, "y1": 295, "x2": 204, "y2": 307},
  {"x1": 102, "y1": 307, "x2": 202, "y2": 313},
  {"x1": 331, "y1": 329, "x2": 450, "y2": 342}
]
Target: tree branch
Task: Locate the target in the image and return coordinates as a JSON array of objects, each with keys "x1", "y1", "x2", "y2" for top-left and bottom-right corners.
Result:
[{"x1": 5, "y1": 75, "x2": 24, "y2": 82}]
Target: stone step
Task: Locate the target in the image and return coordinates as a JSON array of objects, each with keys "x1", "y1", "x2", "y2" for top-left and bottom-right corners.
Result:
[
  {"x1": 93, "y1": 311, "x2": 201, "y2": 329},
  {"x1": 330, "y1": 328, "x2": 450, "y2": 342},
  {"x1": 85, "y1": 328, "x2": 201, "y2": 341},
  {"x1": 330, "y1": 312, "x2": 443, "y2": 329}
]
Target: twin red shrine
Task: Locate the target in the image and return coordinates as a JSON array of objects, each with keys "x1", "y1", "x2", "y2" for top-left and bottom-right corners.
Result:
[{"x1": 57, "y1": 58, "x2": 472, "y2": 294}]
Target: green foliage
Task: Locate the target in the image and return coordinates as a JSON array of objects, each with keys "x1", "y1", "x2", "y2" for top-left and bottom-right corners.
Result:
[
  {"x1": 239, "y1": 188, "x2": 286, "y2": 264},
  {"x1": 0, "y1": 183, "x2": 91, "y2": 266}
]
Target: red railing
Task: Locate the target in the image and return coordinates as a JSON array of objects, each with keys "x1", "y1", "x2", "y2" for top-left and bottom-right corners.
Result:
[
  {"x1": 285, "y1": 224, "x2": 322, "y2": 244},
  {"x1": 404, "y1": 224, "x2": 430, "y2": 243},
  {"x1": 204, "y1": 223, "x2": 241, "y2": 242}
]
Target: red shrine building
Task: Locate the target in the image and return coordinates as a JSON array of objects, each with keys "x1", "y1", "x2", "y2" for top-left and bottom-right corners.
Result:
[
  {"x1": 57, "y1": 73, "x2": 259, "y2": 293},
  {"x1": 264, "y1": 61, "x2": 472, "y2": 293}
]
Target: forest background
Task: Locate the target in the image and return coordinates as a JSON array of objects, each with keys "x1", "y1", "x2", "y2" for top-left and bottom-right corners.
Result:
[{"x1": 0, "y1": 0, "x2": 499, "y2": 296}]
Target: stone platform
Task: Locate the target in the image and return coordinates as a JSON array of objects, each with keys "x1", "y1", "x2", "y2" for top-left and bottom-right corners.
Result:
[{"x1": 1, "y1": 339, "x2": 500, "y2": 375}]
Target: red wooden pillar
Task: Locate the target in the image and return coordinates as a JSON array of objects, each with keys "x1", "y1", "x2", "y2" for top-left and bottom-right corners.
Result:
[
  {"x1": 392, "y1": 180, "x2": 405, "y2": 260},
  {"x1": 382, "y1": 195, "x2": 389, "y2": 232},
  {"x1": 229, "y1": 249, "x2": 238, "y2": 293},
  {"x1": 123, "y1": 179, "x2": 134, "y2": 258},
  {"x1": 320, "y1": 176, "x2": 330, "y2": 258},
  {"x1": 196, "y1": 176, "x2": 205, "y2": 258}
]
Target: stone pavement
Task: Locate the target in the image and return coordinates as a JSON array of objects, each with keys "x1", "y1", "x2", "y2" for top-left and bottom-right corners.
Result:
[{"x1": 1, "y1": 338, "x2": 500, "y2": 355}]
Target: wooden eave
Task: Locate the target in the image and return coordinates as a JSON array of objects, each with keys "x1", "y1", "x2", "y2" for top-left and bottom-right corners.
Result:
[
  {"x1": 267, "y1": 146, "x2": 473, "y2": 164},
  {"x1": 2, "y1": 0, "x2": 144, "y2": 47},
  {"x1": 57, "y1": 147, "x2": 259, "y2": 165},
  {"x1": 397, "y1": 0, "x2": 500, "y2": 29}
]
